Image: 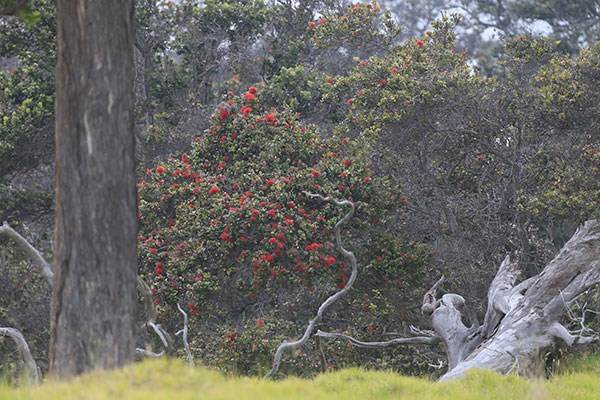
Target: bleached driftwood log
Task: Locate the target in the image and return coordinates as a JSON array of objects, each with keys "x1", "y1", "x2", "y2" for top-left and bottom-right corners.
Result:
[{"x1": 438, "y1": 219, "x2": 600, "y2": 380}]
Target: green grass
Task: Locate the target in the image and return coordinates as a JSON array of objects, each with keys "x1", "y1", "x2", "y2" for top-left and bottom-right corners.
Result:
[{"x1": 2, "y1": 356, "x2": 600, "y2": 399}]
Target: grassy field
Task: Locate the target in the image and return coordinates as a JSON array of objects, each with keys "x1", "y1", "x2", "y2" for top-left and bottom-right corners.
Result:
[{"x1": 2, "y1": 355, "x2": 600, "y2": 399}]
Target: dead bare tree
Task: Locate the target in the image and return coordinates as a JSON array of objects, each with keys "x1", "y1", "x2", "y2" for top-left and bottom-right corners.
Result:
[{"x1": 318, "y1": 219, "x2": 600, "y2": 380}]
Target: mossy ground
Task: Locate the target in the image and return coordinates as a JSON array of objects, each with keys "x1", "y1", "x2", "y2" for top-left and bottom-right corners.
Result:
[{"x1": 2, "y1": 355, "x2": 600, "y2": 400}]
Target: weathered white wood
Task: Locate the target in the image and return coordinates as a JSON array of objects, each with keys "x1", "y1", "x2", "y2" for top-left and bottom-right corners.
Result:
[
  {"x1": 440, "y1": 220, "x2": 600, "y2": 380},
  {"x1": 315, "y1": 329, "x2": 440, "y2": 347},
  {"x1": 480, "y1": 255, "x2": 520, "y2": 339},
  {"x1": 136, "y1": 277, "x2": 172, "y2": 355},
  {"x1": 0, "y1": 327, "x2": 39, "y2": 384},
  {"x1": 0, "y1": 221, "x2": 54, "y2": 287},
  {"x1": 176, "y1": 303, "x2": 194, "y2": 366}
]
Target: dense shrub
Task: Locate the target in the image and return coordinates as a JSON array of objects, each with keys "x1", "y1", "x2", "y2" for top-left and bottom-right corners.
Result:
[{"x1": 137, "y1": 85, "x2": 430, "y2": 375}]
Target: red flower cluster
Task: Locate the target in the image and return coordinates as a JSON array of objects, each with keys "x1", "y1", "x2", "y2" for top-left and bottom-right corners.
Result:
[
  {"x1": 241, "y1": 105, "x2": 252, "y2": 117},
  {"x1": 209, "y1": 186, "x2": 220, "y2": 194},
  {"x1": 306, "y1": 242, "x2": 323, "y2": 252},
  {"x1": 219, "y1": 108, "x2": 230, "y2": 120},
  {"x1": 324, "y1": 255, "x2": 336, "y2": 267},
  {"x1": 415, "y1": 40, "x2": 425, "y2": 47},
  {"x1": 265, "y1": 113, "x2": 276, "y2": 124}
]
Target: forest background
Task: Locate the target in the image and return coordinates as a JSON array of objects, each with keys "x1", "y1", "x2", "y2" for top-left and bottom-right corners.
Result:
[{"x1": 1, "y1": 0, "x2": 599, "y2": 381}]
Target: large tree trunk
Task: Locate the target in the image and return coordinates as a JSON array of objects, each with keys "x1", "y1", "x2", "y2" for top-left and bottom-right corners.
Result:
[
  {"x1": 430, "y1": 220, "x2": 600, "y2": 380},
  {"x1": 50, "y1": 0, "x2": 137, "y2": 378}
]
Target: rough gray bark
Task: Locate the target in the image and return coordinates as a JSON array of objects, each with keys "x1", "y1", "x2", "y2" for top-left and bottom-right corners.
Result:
[{"x1": 50, "y1": 0, "x2": 137, "y2": 378}]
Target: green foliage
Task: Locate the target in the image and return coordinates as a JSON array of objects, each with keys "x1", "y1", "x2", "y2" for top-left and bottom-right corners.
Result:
[
  {"x1": 0, "y1": 184, "x2": 52, "y2": 222},
  {"x1": 137, "y1": 84, "x2": 429, "y2": 375},
  {"x1": 0, "y1": 0, "x2": 55, "y2": 177}
]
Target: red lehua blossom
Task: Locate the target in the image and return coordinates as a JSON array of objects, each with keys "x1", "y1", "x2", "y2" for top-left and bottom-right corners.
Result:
[
  {"x1": 219, "y1": 108, "x2": 230, "y2": 120},
  {"x1": 476, "y1": 155, "x2": 485, "y2": 162},
  {"x1": 318, "y1": 17, "x2": 326, "y2": 24},
  {"x1": 343, "y1": 160, "x2": 351, "y2": 166},
  {"x1": 400, "y1": 195, "x2": 409, "y2": 205},
  {"x1": 268, "y1": 237, "x2": 277, "y2": 245},
  {"x1": 155, "y1": 165, "x2": 166, "y2": 174},
  {"x1": 209, "y1": 186, "x2": 220, "y2": 194},
  {"x1": 327, "y1": 77, "x2": 333, "y2": 84},
  {"x1": 415, "y1": 40, "x2": 425, "y2": 47},
  {"x1": 378, "y1": 79, "x2": 387, "y2": 86},
  {"x1": 251, "y1": 209, "x2": 260, "y2": 215},
  {"x1": 363, "y1": 176, "x2": 371, "y2": 182},
  {"x1": 148, "y1": 248, "x2": 158, "y2": 253},
  {"x1": 241, "y1": 106, "x2": 252, "y2": 117},
  {"x1": 325, "y1": 255, "x2": 336, "y2": 267},
  {"x1": 347, "y1": 99, "x2": 353, "y2": 105},
  {"x1": 265, "y1": 113, "x2": 276, "y2": 124},
  {"x1": 309, "y1": 21, "x2": 316, "y2": 29},
  {"x1": 265, "y1": 253, "x2": 274, "y2": 263},
  {"x1": 256, "y1": 319, "x2": 265, "y2": 327},
  {"x1": 266, "y1": 178, "x2": 275, "y2": 187},
  {"x1": 220, "y1": 232, "x2": 229, "y2": 241},
  {"x1": 311, "y1": 170, "x2": 321, "y2": 177},
  {"x1": 390, "y1": 67, "x2": 398, "y2": 73},
  {"x1": 245, "y1": 92, "x2": 255, "y2": 101},
  {"x1": 248, "y1": 86, "x2": 258, "y2": 94},
  {"x1": 181, "y1": 153, "x2": 189, "y2": 163}
]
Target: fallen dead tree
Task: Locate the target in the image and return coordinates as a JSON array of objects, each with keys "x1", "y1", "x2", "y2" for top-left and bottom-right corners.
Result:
[{"x1": 318, "y1": 219, "x2": 600, "y2": 380}]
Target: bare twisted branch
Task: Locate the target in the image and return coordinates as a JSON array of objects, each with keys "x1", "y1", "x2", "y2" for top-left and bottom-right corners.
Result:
[
  {"x1": 265, "y1": 193, "x2": 356, "y2": 379},
  {"x1": 0, "y1": 221, "x2": 54, "y2": 287}
]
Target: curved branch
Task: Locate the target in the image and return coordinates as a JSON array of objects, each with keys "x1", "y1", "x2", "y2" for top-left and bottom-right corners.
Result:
[
  {"x1": 0, "y1": 327, "x2": 39, "y2": 384},
  {"x1": 315, "y1": 329, "x2": 441, "y2": 347},
  {"x1": 0, "y1": 221, "x2": 54, "y2": 287},
  {"x1": 136, "y1": 277, "x2": 171, "y2": 355},
  {"x1": 135, "y1": 348, "x2": 164, "y2": 359},
  {"x1": 265, "y1": 193, "x2": 356, "y2": 379},
  {"x1": 176, "y1": 303, "x2": 194, "y2": 366}
]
